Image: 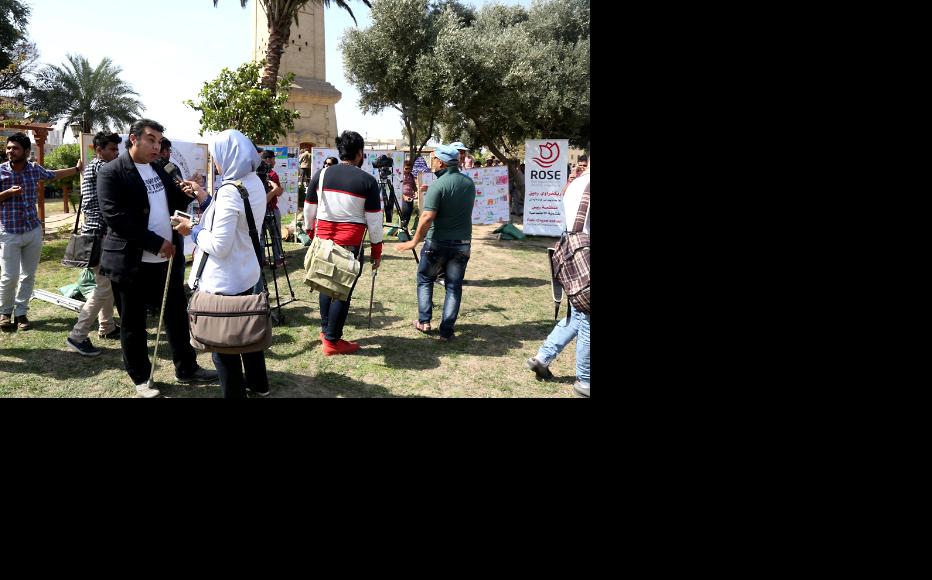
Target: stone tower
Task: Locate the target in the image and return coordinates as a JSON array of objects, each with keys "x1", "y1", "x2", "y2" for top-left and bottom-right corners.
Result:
[{"x1": 252, "y1": 2, "x2": 341, "y2": 148}]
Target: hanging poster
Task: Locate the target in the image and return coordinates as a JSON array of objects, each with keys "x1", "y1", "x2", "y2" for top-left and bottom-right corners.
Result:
[
  {"x1": 416, "y1": 166, "x2": 509, "y2": 225},
  {"x1": 523, "y1": 139, "x2": 569, "y2": 236}
]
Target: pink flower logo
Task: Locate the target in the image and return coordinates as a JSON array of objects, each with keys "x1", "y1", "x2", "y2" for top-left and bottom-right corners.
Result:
[{"x1": 532, "y1": 142, "x2": 561, "y2": 168}]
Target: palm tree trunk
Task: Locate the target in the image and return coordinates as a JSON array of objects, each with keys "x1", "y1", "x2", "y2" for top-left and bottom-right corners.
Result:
[{"x1": 262, "y1": 18, "x2": 292, "y2": 94}]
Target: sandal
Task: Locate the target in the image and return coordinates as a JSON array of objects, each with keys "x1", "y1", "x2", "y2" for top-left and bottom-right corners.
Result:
[{"x1": 413, "y1": 320, "x2": 431, "y2": 334}]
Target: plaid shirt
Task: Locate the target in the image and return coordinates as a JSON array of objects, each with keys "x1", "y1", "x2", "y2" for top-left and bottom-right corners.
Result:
[
  {"x1": 80, "y1": 157, "x2": 107, "y2": 234},
  {"x1": 0, "y1": 161, "x2": 56, "y2": 234}
]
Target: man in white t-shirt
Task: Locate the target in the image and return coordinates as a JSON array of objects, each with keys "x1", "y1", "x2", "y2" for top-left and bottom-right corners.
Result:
[{"x1": 97, "y1": 118, "x2": 218, "y2": 398}]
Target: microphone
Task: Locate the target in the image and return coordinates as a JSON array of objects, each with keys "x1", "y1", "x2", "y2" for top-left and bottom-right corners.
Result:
[{"x1": 163, "y1": 162, "x2": 184, "y2": 186}]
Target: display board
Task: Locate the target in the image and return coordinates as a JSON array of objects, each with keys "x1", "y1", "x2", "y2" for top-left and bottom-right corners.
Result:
[
  {"x1": 257, "y1": 144, "x2": 299, "y2": 215},
  {"x1": 417, "y1": 166, "x2": 509, "y2": 225},
  {"x1": 523, "y1": 139, "x2": 569, "y2": 236}
]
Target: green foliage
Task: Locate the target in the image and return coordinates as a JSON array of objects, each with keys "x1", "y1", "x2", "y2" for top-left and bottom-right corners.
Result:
[
  {"x1": 25, "y1": 55, "x2": 143, "y2": 132},
  {"x1": 341, "y1": 0, "x2": 469, "y2": 158},
  {"x1": 433, "y1": 0, "x2": 590, "y2": 160},
  {"x1": 341, "y1": 0, "x2": 589, "y2": 164},
  {"x1": 0, "y1": 0, "x2": 30, "y2": 71},
  {"x1": 184, "y1": 60, "x2": 301, "y2": 144},
  {"x1": 0, "y1": 39, "x2": 38, "y2": 93},
  {"x1": 44, "y1": 144, "x2": 81, "y2": 195}
]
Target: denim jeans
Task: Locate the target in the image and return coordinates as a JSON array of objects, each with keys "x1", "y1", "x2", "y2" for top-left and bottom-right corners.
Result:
[
  {"x1": 417, "y1": 239, "x2": 471, "y2": 338},
  {"x1": 536, "y1": 306, "x2": 590, "y2": 386},
  {"x1": 0, "y1": 226, "x2": 43, "y2": 317}
]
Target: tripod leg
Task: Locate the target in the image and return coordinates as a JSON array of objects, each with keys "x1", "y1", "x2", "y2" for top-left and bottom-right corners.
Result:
[{"x1": 387, "y1": 181, "x2": 419, "y2": 263}]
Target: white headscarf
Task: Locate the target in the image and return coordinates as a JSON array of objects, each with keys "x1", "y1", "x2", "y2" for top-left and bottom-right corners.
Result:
[{"x1": 209, "y1": 129, "x2": 261, "y2": 183}]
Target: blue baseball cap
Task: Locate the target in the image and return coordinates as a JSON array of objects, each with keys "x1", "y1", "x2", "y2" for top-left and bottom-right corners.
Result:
[{"x1": 434, "y1": 144, "x2": 460, "y2": 164}]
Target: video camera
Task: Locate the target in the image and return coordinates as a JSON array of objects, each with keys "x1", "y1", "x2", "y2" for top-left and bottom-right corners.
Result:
[
  {"x1": 372, "y1": 154, "x2": 393, "y2": 180},
  {"x1": 372, "y1": 154, "x2": 393, "y2": 169}
]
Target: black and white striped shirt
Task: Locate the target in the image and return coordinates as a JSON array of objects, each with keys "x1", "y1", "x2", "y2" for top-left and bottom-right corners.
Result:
[{"x1": 80, "y1": 157, "x2": 107, "y2": 234}]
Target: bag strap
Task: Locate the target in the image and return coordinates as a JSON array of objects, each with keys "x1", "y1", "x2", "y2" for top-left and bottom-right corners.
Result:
[
  {"x1": 192, "y1": 180, "x2": 267, "y2": 292},
  {"x1": 72, "y1": 195, "x2": 84, "y2": 234},
  {"x1": 570, "y1": 180, "x2": 590, "y2": 234},
  {"x1": 314, "y1": 165, "x2": 328, "y2": 231}
]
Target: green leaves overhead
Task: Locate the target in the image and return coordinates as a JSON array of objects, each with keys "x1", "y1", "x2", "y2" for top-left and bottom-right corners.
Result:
[
  {"x1": 341, "y1": 0, "x2": 590, "y2": 163},
  {"x1": 184, "y1": 59, "x2": 301, "y2": 144}
]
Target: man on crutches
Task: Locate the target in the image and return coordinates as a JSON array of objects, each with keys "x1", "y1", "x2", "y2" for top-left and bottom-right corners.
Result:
[{"x1": 97, "y1": 118, "x2": 218, "y2": 398}]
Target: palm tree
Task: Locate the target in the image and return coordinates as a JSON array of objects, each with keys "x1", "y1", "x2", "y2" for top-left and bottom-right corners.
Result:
[
  {"x1": 214, "y1": 0, "x2": 372, "y2": 94},
  {"x1": 27, "y1": 54, "x2": 143, "y2": 133}
]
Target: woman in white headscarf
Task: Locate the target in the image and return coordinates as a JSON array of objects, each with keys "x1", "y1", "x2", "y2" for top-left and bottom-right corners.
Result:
[{"x1": 172, "y1": 129, "x2": 270, "y2": 398}]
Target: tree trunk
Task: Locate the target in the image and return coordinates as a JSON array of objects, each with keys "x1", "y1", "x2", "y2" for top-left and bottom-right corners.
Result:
[{"x1": 262, "y1": 18, "x2": 292, "y2": 94}]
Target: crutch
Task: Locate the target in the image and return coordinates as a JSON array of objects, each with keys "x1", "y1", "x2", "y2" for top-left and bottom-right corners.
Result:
[
  {"x1": 367, "y1": 269, "x2": 378, "y2": 329},
  {"x1": 147, "y1": 252, "x2": 174, "y2": 389}
]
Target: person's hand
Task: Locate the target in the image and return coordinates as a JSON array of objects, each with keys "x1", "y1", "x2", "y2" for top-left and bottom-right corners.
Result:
[
  {"x1": 181, "y1": 179, "x2": 207, "y2": 203},
  {"x1": 371, "y1": 258, "x2": 381, "y2": 271},
  {"x1": 305, "y1": 228, "x2": 315, "y2": 240},
  {"x1": 75, "y1": 159, "x2": 83, "y2": 174},
  {"x1": 2, "y1": 185, "x2": 23, "y2": 198},
  {"x1": 172, "y1": 217, "x2": 193, "y2": 236},
  {"x1": 396, "y1": 241, "x2": 416, "y2": 252},
  {"x1": 158, "y1": 239, "x2": 176, "y2": 259}
]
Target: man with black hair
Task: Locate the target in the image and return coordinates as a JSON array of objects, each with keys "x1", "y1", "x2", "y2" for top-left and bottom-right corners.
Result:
[
  {"x1": 96, "y1": 118, "x2": 217, "y2": 398},
  {"x1": 303, "y1": 130, "x2": 383, "y2": 356},
  {"x1": 155, "y1": 137, "x2": 172, "y2": 169},
  {"x1": 1, "y1": 132, "x2": 83, "y2": 332},
  {"x1": 65, "y1": 131, "x2": 122, "y2": 356},
  {"x1": 260, "y1": 149, "x2": 284, "y2": 266}
]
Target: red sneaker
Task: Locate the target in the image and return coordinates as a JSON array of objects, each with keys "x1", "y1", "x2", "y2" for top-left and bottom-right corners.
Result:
[{"x1": 322, "y1": 338, "x2": 360, "y2": 356}]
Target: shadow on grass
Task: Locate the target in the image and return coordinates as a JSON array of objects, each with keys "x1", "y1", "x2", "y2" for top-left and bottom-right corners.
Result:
[
  {"x1": 159, "y1": 370, "x2": 425, "y2": 398},
  {"x1": 0, "y1": 347, "x2": 120, "y2": 380},
  {"x1": 349, "y1": 319, "x2": 555, "y2": 370},
  {"x1": 461, "y1": 277, "x2": 546, "y2": 288}
]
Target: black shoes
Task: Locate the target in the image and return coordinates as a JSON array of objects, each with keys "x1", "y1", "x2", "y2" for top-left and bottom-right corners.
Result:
[
  {"x1": 176, "y1": 366, "x2": 219, "y2": 384},
  {"x1": 66, "y1": 337, "x2": 102, "y2": 357},
  {"x1": 99, "y1": 326, "x2": 121, "y2": 340}
]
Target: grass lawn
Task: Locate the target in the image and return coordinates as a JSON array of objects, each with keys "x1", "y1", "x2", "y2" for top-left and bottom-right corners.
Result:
[{"x1": 1, "y1": 221, "x2": 582, "y2": 398}]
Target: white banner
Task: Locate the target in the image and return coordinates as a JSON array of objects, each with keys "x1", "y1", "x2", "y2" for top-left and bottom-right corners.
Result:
[
  {"x1": 523, "y1": 139, "x2": 569, "y2": 236},
  {"x1": 462, "y1": 166, "x2": 510, "y2": 225}
]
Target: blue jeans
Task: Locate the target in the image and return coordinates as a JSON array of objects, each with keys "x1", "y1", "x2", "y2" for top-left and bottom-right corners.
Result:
[
  {"x1": 536, "y1": 306, "x2": 590, "y2": 386},
  {"x1": 417, "y1": 239, "x2": 470, "y2": 338}
]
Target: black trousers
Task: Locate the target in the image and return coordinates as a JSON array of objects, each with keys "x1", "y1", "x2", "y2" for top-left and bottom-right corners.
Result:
[
  {"x1": 400, "y1": 199, "x2": 415, "y2": 230},
  {"x1": 111, "y1": 260, "x2": 198, "y2": 385}
]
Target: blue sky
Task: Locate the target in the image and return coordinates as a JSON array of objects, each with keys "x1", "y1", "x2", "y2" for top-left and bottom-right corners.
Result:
[{"x1": 26, "y1": 0, "x2": 533, "y2": 144}]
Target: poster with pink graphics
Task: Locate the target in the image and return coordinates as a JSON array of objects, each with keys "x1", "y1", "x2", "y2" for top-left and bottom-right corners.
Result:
[{"x1": 523, "y1": 139, "x2": 569, "y2": 236}]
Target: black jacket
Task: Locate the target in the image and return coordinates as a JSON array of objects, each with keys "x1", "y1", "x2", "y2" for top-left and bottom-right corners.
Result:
[{"x1": 97, "y1": 150, "x2": 190, "y2": 283}]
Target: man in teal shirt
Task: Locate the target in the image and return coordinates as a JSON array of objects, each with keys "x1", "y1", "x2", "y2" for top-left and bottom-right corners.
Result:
[{"x1": 397, "y1": 144, "x2": 476, "y2": 341}]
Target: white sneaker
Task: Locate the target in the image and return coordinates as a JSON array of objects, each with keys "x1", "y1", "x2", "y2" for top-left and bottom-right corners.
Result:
[{"x1": 135, "y1": 381, "x2": 161, "y2": 398}]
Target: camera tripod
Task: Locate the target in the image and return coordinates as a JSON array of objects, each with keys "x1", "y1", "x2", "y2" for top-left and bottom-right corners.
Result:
[
  {"x1": 378, "y1": 170, "x2": 419, "y2": 263},
  {"x1": 260, "y1": 207, "x2": 297, "y2": 324}
]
